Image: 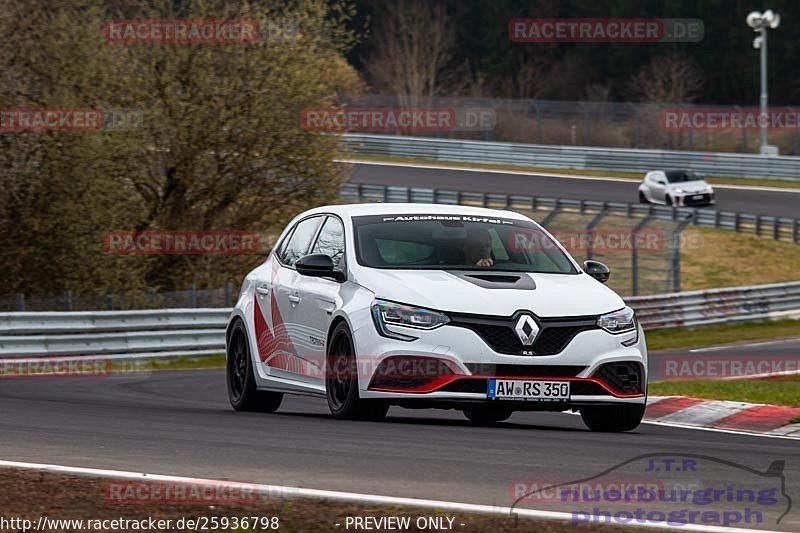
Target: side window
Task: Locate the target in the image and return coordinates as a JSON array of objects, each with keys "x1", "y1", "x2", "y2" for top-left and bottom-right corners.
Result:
[
  {"x1": 311, "y1": 216, "x2": 345, "y2": 269},
  {"x1": 279, "y1": 216, "x2": 322, "y2": 267}
]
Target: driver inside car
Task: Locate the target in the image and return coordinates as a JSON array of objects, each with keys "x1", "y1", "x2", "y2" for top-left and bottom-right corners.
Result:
[{"x1": 463, "y1": 228, "x2": 494, "y2": 267}]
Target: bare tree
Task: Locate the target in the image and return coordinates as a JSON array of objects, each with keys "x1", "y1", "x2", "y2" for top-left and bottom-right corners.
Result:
[
  {"x1": 498, "y1": 56, "x2": 550, "y2": 100},
  {"x1": 0, "y1": 0, "x2": 362, "y2": 295},
  {"x1": 583, "y1": 82, "x2": 612, "y2": 102},
  {"x1": 365, "y1": 0, "x2": 454, "y2": 108},
  {"x1": 628, "y1": 52, "x2": 703, "y2": 104}
]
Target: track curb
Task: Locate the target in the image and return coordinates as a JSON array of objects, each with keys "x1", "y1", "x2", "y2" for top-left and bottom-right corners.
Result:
[{"x1": 646, "y1": 396, "x2": 800, "y2": 437}]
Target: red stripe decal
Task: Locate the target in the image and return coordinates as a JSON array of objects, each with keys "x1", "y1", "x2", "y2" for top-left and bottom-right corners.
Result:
[{"x1": 253, "y1": 298, "x2": 276, "y2": 363}]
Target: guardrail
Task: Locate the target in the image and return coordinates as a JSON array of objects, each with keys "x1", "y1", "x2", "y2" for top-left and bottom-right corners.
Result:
[
  {"x1": 0, "y1": 308, "x2": 228, "y2": 359},
  {"x1": 339, "y1": 183, "x2": 800, "y2": 245},
  {"x1": 627, "y1": 281, "x2": 800, "y2": 329},
  {"x1": 1, "y1": 282, "x2": 798, "y2": 359},
  {"x1": 341, "y1": 133, "x2": 800, "y2": 180}
]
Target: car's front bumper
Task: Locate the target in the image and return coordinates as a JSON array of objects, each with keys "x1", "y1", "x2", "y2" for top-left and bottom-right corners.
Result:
[
  {"x1": 353, "y1": 318, "x2": 647, "y2": 407},
  {"x1": 673, "y1": 192, "x2": 715, "y2": 206}
]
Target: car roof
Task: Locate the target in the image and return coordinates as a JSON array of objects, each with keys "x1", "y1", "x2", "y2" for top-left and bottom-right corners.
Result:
[{"x1": 300, "y1": 203, "x2": 534, "y2": 221}]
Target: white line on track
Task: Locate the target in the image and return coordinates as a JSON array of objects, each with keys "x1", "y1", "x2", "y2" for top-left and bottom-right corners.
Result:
[
  {"x1": 689, "y1": 338, "x2": 800, "y2": 353},
  {"x1": 339, "y1": 159, "x2": 800, "y2": 194},
  {"x1": 639, "y1": 419, "x2": 800, "y2": 441},
  {"x1": 0, "y1": 460, "x2": 783, "y2": 533}
]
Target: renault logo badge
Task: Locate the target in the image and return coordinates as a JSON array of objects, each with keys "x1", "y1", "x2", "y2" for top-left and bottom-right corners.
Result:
[{"x1": 514, "y1": 315, "x2": 539, "y2": 345}]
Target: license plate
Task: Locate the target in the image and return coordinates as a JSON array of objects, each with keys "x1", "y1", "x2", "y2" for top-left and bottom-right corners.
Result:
[
  {"x1": 691, "y1": 194, "x2": 704, "y2": 200},
  {"x1": 487, "y1": 379, "x2": 570, "y2": 401}
]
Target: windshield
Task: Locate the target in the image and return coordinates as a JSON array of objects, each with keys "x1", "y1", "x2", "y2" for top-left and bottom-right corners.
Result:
[
  {"x1": 352, "y1": 214, "x2": 578, "y2": 274},
  {"x1": 665, "y1": 170, "x2": 701, "y2": 183}
]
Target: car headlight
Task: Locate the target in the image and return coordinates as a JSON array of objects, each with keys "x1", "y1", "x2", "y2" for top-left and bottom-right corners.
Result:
[
  {"x1": 673, "y1": 187, "x2": 685, "y2": 194},
  {"x1": 597, "y1": 306, "x2": 636, "y2": 334},
  {"x1": 371, "y1": 299, "x2": 450, "y2": 341}
]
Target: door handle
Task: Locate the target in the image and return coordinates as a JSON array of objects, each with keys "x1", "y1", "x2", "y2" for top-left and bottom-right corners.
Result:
[
  {"x1": 255, "y1": 285, "x2": 270, "y2": 295},
  {"x1": 288, "y1": 294, "x2": 301, "y2": 304}
]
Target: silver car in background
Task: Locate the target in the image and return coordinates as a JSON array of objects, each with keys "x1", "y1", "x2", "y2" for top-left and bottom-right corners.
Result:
[{"x1": 638, "y1": 170, "x2": 715, "y2": 207}]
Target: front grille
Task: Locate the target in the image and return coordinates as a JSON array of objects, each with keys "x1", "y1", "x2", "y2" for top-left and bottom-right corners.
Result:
[
  {"x1": 440, "y1": 378, "x2": 488, "y2": 393},
  {"x1": 593, "y1": 362, "x2": 644, "y2": 395},
  {"x1": 449, "y1": 312, "x2": 598, "y2": 356},
  {"x1": 683, "y1": 193, "x2": 711, "y2": 206},
  {"x1": 464, "y1": 364, "x2": 585, "y2": 377}
]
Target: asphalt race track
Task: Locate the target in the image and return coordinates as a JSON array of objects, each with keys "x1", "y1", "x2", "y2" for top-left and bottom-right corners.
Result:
[
  {"x1": 347, "y1": 162, "x2": 800, "y2": 219},
  {"x1": 1, "y1": 369, "x2": 799, "y2": 531},
  {"x1": 649, "y1": 337, "x2": 800, "y2": 381}
]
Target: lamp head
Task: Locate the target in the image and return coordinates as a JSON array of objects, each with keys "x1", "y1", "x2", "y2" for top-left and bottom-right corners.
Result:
[{"x1": 747, "y1": 11, "x2": 763, "y2": 29}]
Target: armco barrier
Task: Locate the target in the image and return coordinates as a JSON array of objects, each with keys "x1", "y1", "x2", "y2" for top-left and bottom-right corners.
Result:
[
  {"x1": 341, "y1": 133, "x2": 800, "y2": 180},
  {"x1": 0, "y1": 282, "x2": 798, "y2": 359},
  {"x1": 0, "y1": 308, "x2": 229, "y2": 359},
  {"x1": 338, "y1": 183, "x2": 800, "y2": 245},
  {"x1": 627, "y1": 281, "x2": 800, "y2": 329}
]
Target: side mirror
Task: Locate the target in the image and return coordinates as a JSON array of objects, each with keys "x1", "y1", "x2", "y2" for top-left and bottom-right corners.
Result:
[
  {"x1": 583, "y1": 260, "x2": 610, "y2": 284},
  {"x1": 656, "y1": 180, "x2": 667, "y2": 186},
  {"x1": 296, "y1": 254, "x2": 345, "y2": 282}
]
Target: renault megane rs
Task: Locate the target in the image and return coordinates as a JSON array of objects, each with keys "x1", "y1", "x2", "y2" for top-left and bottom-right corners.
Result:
[{"x1": 226, "y1": 203, "x2": 647, "y2": 431}]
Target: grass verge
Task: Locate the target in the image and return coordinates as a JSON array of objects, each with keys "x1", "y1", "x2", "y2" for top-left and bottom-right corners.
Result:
[
  {"x1": 680, "y1": 227, "x2": 800, "y2": 290},
  {"x1": 649, "y1": 376, "x2": 800, "y2": 407},
  {"x1": 645, "y1": 319, "x2": 800, "y2": 351},
  {"x1": 344, "y1": 153, "x2": 800, "y2": 190}
]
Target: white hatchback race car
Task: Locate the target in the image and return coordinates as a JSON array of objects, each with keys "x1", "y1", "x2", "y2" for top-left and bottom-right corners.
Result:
[
  {"x1": 638, "y1": 169, "x2": 715, "y2": 207},
  {"x1": 226, "y1": 203, "x2": 648, "y2": 432}
]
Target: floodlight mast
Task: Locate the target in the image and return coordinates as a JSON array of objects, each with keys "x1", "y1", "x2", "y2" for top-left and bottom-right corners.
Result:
[{"x1": 746, "y1": 10, "x2": 780, "y2": 155}]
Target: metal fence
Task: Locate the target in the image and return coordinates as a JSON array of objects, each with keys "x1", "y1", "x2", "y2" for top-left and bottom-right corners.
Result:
[
  {"x1": 342, "y1": 133, "x2": 800, "y2": 180},
  {"x1": 1, "y1": 281, "x2": 797, "y2": 360},
  {"x1": 339, "y1": 183, "x2": 800, "y2": 296},
  {"x1": 337, "y1": 95, "x2": 800, "y2": 156}
]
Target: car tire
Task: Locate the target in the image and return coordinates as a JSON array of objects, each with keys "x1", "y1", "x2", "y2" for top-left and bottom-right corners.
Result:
[
  {"x1": 638, "y1": 191, "x2": 649, "y2": 204},
  {"x1": 227, "y1": 320, "x2": 283, "y2": 412},
  {"x1": 326, "y1": 322, "x2": 389, "y2": 421},
  {"x1": 579, "y1": 404, "x2": 645, "y2": 432},
  {"x1": 463, "y1": 406, "x2": 513, "y2": 425}
]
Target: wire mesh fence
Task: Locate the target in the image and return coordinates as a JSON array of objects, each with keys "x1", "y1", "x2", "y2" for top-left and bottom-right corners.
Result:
[{"x1": 333, "y1": 94, "x2": 800, "y2": 155}]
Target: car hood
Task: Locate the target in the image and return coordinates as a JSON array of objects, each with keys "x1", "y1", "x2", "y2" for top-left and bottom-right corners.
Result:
[
  {"x1": 668, "y1": 180, "x2": 710, "y2": 193},
  {"x1": 354, "y1": 268, "x2": 625, "y2": 317}
]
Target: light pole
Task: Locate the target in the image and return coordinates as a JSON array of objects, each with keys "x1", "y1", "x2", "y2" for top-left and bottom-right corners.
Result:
[{"x1": 746, "y1": 9, "x2": 780, "y2": 155}]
